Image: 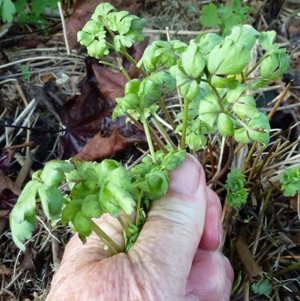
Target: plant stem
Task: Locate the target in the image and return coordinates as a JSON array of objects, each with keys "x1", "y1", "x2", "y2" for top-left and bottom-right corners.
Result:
[
  {"x1": 117, "y1": 216, "x2": 132, "y2": 238},
  {"x1": 141, "y1": 114, "x2": 156, "y2": 164},
  {"x1": 120, "y1": 46, "x2": 148, "y2": 78},
  {"x1": 245, "y1": 53, "x2": 269, "y2": 78},
  {"x1": 135, "y1": 190, "x2": 143, "y2": 227},
  {"x1": 91, "y1": 220, "x2": 123, "y2": 254},
  {"x1": 180, "y1": 98, "x2": 189, "y2": 150},
  {"x1": 117, "y1": 57, "x2": 131, "y2": 81},
  {"x1": 151, "y1": 115, "x2": 177, "y2": 150},
  {"x1": 157, "y1": 97, "x2": 177, "y2": 131}
]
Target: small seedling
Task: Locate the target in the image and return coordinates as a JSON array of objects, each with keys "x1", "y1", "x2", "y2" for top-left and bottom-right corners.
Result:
[{"x1": 10, "y1": 2, "x2": 290, "y2": 254}]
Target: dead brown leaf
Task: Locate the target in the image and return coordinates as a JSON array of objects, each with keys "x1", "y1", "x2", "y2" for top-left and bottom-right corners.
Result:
[{"x1": 75, "y1": 127, "x2": 144, "y2": 161}]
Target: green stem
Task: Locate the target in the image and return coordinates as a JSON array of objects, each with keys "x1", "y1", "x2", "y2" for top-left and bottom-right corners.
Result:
[
  {"x1": 117, "y1": 216, "x2": 132, "y2": 238},
  {"x1": 245, "y1": 53, "x2": 269, "y2": 78},
  {"x1": 157, "y1": 97, "x2": 177, "y2": 131},
  {"x1": 210, "y1": 84, "x2": 225, "y2": 112},
  {"x1": 91, "y1": 220, "x2": 123, "y2": 254},
  {"x1": 117, "y1": 57, "x2": 131, "y2": 81},
  {"x1": 124, "y1": 212, "x2": 134, "y2": 226},
  {"x1": 120, "y1": 45, "x2": 148, "y2": 78},
  {"x1": 141, "y1": 114, "x2": 156, "y2": 164},
  {"x1": 135, "y1": 190, "x2": 143, "y2": 227},
  {"x1": 152, "y1": 115, "x2": 177, "y2": 150},
  {"x1": 180, "y1": 98, "x2": 189, "y2": 150}
]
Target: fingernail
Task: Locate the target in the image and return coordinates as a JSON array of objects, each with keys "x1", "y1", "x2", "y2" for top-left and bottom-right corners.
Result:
[
  {"x1": 169, "y1": 154, "x2": 202, "y2": 195},
  {"x1": 185, "y1": 295, "x2": 199, "y2": 301}
]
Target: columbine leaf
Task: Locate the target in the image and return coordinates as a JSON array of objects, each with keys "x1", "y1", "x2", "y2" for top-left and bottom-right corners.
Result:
[
  {"x1": 137, "y1": 44, "x2": 158, "y2": 72},
  {"x1": 81, "y1": 194, "x2": 103, "y2": 218},
  {"x1": 61, "y1": 199, "x2": 82, "y2": 225},
  {"x1": 199, "y1": 94, "x2": 221, "y2": 127},
  {"x1": 86, "y1": 39, "x2": 110, "y2": 59},
  {"x1": 225, "y1": 169, "x2": 248, "y2": 209},
  {"x1": 207, "y1": 38, "x2": 251, "y2": 75},
  {"x1": 72, "y1": 211, "x2": 92, "y2": 243},
  {"x1": 227, "y1": 25, "x2": 259, "y2": 50},
  {"x1": 144, "y1": 171, "x2": 169, "y2": 200},
  {"x1": 161, "y1": 150, "x2": 186, "y2": 171},
  {"x1": 40, "y1": 160, "x2": 74, "y2": 187},
  {"x1": 10, "y1": 181, "x2": 41, "y2": 251},
  {"x1": 107, "y1": 11, "x2": 131, "y2": 34},
  {"x1": 38, "y1": 185, "x2": 64, "y2": 220},
  {"x1": 232, "y1": 95, "x2": 259, "y2": 119},
  {"x1": 181, "y1": 41, "x2": 206, "y2": 78},
  {"x1": 91, "y1": 2, "x2": 116, "y2": 21},
  {"x1": 226, "y1": 84, "x2": 248, "y2": 103},
  {"x1": 114, "y1": 35, "x2": 134, "y2": 52},
  {"x1": 200, "y1": 3, "x2": 220, "y2": 28},
  {"x1": 260, "y1": 52, "x2": 290, "y2": 80},
  {"x1": 195, "y1": 33, "x2": 223, "y2": 55},
  {"x1": 259, "y1": 31, "x2": 276, "y2": 51},
  {"x1": 280, "y1": 167, "x2": 300, "y2": 197},
  {"x1": 217, "y1": 113, "x2": 234, "y2": 136},
  {"x1": 126, "y1": 16, "x2": 146, "y2": 43},
  {"x1": 1, "y1": 0, "x2": 15, "y2": 23}
]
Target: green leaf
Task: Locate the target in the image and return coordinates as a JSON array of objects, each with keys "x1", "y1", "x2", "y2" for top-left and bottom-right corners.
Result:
[
  {"x1": 198, "y1": 94, "x2": 221, "y2": 127},
  {"x1": 260, "y1": 52, "x2": 290, "y2": 80},
  {"x1": 225, "y1": 169, "x2": 248, "y2": 209},
  {"x1": 144, "y1": 171, "x2": 169, "y2": 200},
  {"x1": 114, "y1": 35, "x2": 134, "y2": 52},
  {"x1": 10, "y1": 181, "x2": 42, "y2": 251},
  {"x1": 234, "y1": 113, "x2": 270, "y2": 145},
  {"x1": 91, "y1": 2, "x2": 116, "y2": 21},
  {"x1": 137, "y1": 44, "x2": 158, "y2": 72},
  {"x1": 217, "y1": 113, "x2": 234, "y2": 136},
  {"x1": 259, "y1": 31, "x2": 276, "y2": 51},
  {"x1": 207, "y1": 38, "x2": 251, "y2": 75},
  {"x1": 38, "y1": 185, "x2": 64, "y2": 220},
  {"x1": 226, "y1": 84, "x2": 248, "y2": 103},
  {"x1": 181, "y1": 41, "x2": 206, "y2": 78},
  {"x1": 280, "y1": 167, "x2": 300, "y2": 197},
  {"x1": 125, "y1": 16, "x2": 146, "y2": 43},
  {"x1": 210, "y1": 75, "x2": 238, "y2": 88},
  {"x1": 1, "y1": 0, "x2": 15, "y2": 23},
  {"x1": 195, "y1": 33, "x2": 223, "y2": 55},
  {"x1": 227, "y1": 25, "x2": 259, "y2": 50},
  {"x1": 81, "y1": 194, "x2": 103, "y2": 218},
  {"x1": 61, "y1": 199, "x2": 83, "y2": 225},
  {"x1": 161, "y1": 150, "x2": 186, "y2": 171},
  {"x1": 86, "y1": 39, "x2": 110, "y2": 59},
  {"x1": 72, "y1": 211, "x2": 92, "y2": 243},
  {"x1": 251, "y1": 278, "x2": 273, "y2": 296},
  {"x1": 40, "y1": 160, "x2": 74, "y2": 187},
  {"x1": 107, "y1": 10, "x2": 131, "y2": 34},
  {"x1": 232, "y1": 95, "x2": 259, "y2": 119},
  {"x1": 200, "y1": 3, "x2": 220, "y2": 28}
]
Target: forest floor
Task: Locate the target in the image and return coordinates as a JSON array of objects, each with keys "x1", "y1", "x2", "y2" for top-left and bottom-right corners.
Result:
[{"x1": 0, "y1": 0, "x2": 300, "y2": 300}]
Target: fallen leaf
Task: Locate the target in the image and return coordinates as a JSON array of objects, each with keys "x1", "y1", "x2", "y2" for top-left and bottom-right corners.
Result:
[{"x1": 75, "y1": 126, "x2": 145, "y2": 161}]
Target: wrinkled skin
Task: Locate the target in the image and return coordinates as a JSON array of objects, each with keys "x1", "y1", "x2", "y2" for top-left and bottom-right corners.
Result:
[{"x1": 46, "y1": 155, "x2": 234, "y2": 301}]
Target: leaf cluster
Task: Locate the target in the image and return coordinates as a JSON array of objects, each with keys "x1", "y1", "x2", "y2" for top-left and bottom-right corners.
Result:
[
  {"x1": 1, "y1": 0, "x2": 62, "y2": 24},
  {"x1": 77, "y1": 2, "x2": 146, "y2": 59},
  {"x1": 280, "y1": 167, "x2": 300, "y2": 197},
  {"x1": 10, "y1": 151, "x2": 185, "y2": 251},
  {"x1": 200, "y1": 0, "x2": 252, "y2": 36},
  {"x1": 225, "y1": 169, "x2": 249, "y2": 209}
]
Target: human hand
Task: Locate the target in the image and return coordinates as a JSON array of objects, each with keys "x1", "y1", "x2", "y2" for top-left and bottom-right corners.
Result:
[{"x1": 46, "y1": 155, "x2": 234, "y2": 301}]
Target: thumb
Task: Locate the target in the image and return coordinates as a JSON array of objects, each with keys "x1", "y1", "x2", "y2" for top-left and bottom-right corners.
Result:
[{"x1": 129, "y1": 154, "x2": 207, "y2": 289}]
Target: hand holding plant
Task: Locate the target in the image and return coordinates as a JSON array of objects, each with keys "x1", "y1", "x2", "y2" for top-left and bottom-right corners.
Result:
[
  {"x1": 46, "y1": 156, "x2": 234, "y2": 301},
  {"x1": 10, "y1": 2, "x2": 290, "y2": 257}
]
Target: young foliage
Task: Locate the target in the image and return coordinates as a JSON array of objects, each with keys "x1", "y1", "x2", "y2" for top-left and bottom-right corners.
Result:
[
  {"x1": 225, "y1": 169, "x2": 249, "y2": 209},
  {"x1": 10, "y1": 2, "x2": 290, "y2": 254},
  {"x1": 280, "y1": 167, "x2": 300, "y2": 197},
  {"x1": 200, "y1": 0, "x2": 252, "y2": 36}
]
